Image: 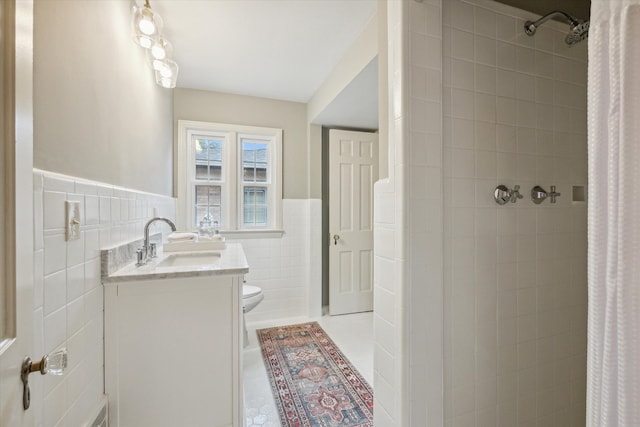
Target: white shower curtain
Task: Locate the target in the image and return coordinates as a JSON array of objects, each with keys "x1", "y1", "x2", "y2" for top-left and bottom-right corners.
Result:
[{"x1": 588, "y1": 1, "x2": 640, "y2": 426}]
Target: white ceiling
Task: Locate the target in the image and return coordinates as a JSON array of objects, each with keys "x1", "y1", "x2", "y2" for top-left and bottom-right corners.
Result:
[{"x1": 152, "y1": 0, "x2": 378, "y2": 104}]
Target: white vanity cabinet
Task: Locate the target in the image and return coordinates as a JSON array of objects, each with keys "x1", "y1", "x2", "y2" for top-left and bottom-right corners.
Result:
[{"x1": 103, "y1": 244, "x2": 248, "y2": 427}]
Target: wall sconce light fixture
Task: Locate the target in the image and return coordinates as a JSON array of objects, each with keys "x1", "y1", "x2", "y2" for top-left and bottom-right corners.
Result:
[{"x1": 132, "y1": 0, "x2": 178, "y2": 88}]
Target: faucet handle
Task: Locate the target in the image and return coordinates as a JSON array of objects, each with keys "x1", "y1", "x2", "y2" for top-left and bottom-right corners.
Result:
[
  {"x1": 136, "y1": 248, "x2": 146, "y2": 266},
  {"x1": 549, "y1": 185, "x2": 561, "y2": 204},
  {"x1": 512, "y1": 185, "x2": 524, "y2": 200},
  {"x1": 149, "y1": 243, "x2": 157, "y2": 258}
]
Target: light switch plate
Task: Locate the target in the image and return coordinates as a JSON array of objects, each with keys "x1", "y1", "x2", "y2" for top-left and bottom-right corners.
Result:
[{"x1": 65, "y1": 201, "x2": 81, "y2": 241}]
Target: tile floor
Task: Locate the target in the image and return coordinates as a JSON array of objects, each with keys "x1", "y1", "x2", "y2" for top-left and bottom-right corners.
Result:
[{"x1": 243, "y1": 312, "x2": 374, "y2": 427}]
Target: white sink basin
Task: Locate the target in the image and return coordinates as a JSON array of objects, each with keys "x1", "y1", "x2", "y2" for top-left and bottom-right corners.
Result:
[{"x1": 156, "y1": 252, "x2": 221, "y2": 268}]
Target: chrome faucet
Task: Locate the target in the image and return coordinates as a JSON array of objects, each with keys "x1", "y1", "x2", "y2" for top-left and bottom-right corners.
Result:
[
  {"x1": 137, "y1": 217, "x2": 176, "y2": 266},
  {"x1": 548, "y1": 185, "x2": 561, "y2": 203},
  {"x1": 531, "y1": 185, "x2": 561, "y2": 204},
  {"x1": 494, "y1": 184, "x2": 524, "y2": 205}
]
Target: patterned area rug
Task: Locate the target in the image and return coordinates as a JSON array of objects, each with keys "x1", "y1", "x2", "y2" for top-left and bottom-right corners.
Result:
[{"x1": 257, "y1": 322, "x2": 373, "y2": 427}]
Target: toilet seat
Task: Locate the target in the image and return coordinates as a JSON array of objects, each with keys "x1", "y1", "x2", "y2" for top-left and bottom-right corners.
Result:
[
  {"x1": 243, "y1": 285, "x2": 262, "y2": 299},
  {"x1": 242, "y1": 284, "x2": 264, "y2": 313},
  {"x1": 241, "y1": 284, "x2": 264, "y2": 347}
]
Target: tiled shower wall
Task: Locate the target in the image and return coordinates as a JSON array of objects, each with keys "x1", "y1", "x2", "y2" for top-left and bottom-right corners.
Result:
[
  {"x1": 32, "y1": 169, "x2": 175, "y2": 427},
  {"x1": 442, "y1": 1, "x2": 588, "y2": 426},
  {"x1": 374, "y1": 0, "x2": 445, "y2": 424}
]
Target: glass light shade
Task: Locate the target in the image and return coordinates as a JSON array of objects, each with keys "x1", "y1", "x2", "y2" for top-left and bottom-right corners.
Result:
[
  {"x1": 155, "y1": 70, "x2": 177, "y2": 88},
  {"x1": 145, "y1": 37, "x2": 173, "y2": 68},
  {"x1": 150, "y1": 37, "x2": 172, "y2": 60},
  {"x1": 155, "y1": 58, "x2": 178, "y2": 78},
  {"x1": 131, "y1": 2, "x2": 163, "y2": 48},
  {"x1": 136, "y1": 34, "x2": 154, "y2": 49},
  {"x1": 154, "y1": 59, "x2": 178, "y2": 88}
]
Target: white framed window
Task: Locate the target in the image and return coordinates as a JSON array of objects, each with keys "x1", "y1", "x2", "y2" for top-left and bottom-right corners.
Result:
[{"x1": 177, "y1": 120, "x2": 283, "y2": 234}]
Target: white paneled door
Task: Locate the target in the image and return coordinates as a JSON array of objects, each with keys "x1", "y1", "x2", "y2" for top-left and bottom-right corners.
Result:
[
  {"x1": 329, "y1": 129, "x2": 378, "y2": 315},
  {"x1": 0, "y1": 0, "x2": 34, "y2": 426}
]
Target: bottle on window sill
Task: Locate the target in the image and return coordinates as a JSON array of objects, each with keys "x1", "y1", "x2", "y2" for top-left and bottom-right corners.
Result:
[{"x1": 198, "y1": 214, "x2": 214, "y2": 238}]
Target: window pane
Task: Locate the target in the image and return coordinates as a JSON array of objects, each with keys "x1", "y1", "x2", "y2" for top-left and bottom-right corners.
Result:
[
  {"x1": 194, "y1": 138, "x2": 222, "y2": 181},
  {"x1": 243, "y1": 186, "x2": 267, "y2": 226},
  {"x1": 242, "y1": 140, "x2": 268, "y2": 183},
  {"x1": 195, "y1": 185, "x2": 222, "y2": 225}
]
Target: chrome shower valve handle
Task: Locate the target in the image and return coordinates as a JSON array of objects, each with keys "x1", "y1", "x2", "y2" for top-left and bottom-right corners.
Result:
[
  {"x1": 531, "y1": 185, "x2": 561, "y2": 204},
  {"x1": 510, "y1": 185, "x2": 524, "y2": 203},
  {"x1": 548, "y1": 185, "x2": 561, "y2": 203},
  {"x1": 494, "y1": 184, "x2": 524, "y2": 205},
  {"x1": 531, "y1": 185, "x2": 548, "y2": 204}
]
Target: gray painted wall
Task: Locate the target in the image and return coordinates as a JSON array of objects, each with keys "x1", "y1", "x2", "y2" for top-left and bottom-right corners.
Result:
[
  {"x1": 173, "y1": 88, "x2": 313, "y2": 199},
  {"x1": 34, "y1": 0, "x2": 174, "y2": 196}
]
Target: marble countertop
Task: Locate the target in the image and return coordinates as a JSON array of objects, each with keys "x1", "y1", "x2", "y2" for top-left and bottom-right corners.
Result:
[{"x1": 102, "y1": 243, "x2": 249, "y2": 283}]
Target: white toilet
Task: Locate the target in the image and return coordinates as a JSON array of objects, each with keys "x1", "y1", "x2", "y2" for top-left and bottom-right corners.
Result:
[
  {"x1": 243, "y1": 284, "x2": 264, "y2": 313},
  {"x1": 242, "y1": 284, "x2": 263, "y2": 346}
]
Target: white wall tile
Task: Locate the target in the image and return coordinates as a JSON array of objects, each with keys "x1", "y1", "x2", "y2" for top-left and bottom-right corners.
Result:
[
  {"x1": 43, "y1": 269, "x2": 66, "y2": 317},
  {"x1": 451, "y1": 89, "x2": 475, "y2": 120},
  {"x1": 240, "y1": 199, "x2": 317, "y2": 323},
  {"x1": 67, "y1": 296, "x2": 85, "y2": 339},
  {"x1": 475, "y1": 64, "x2": 496, "y2": 95},
  {"x1": 475, "y1": 7, "x2": 496, "y2": 39},
  {"x1": 475, "y1": 35, "x2": 497, "y2": 66},
  {"x1": 495, "y1": 13, "x2": 515, "y2": 41},
  {"x1": 475, "y1": 93, "x2": 495, "y2": 123},
  {"x1": 442, "y1": 1, "x2": 587, "y2": 425},
  {"x1": 34, "y1": 250, "x2": 44, "y2": 309},
  {"x1": 43, "y1": 191, "x2": 66, "y2": 232},
  {"x1": 496, "y1": 97, "x2": 516, "y2": 125},
  {"x1": 452, "y1": 29, "x2": 474, "y2": 61},
  {"x1": 67, "y1": 231, "x2": 84, "y2": 268},
  {"x1": 85, "y1": 195, "x2": 99, "y2": 226},
  {"x1": 451, "y1": 59, "x2": 475, "y2": 90},
  {"x1": 67, "y1": 263, "x2": 84, "y2": 303},
  {"x1": 496, "y1": 41, "x2": 516, "y2": 70},
  {"x1": 43, "y1": 173, "x2": 74, "y2": 192},
  {"x1": 412, "y1": 33, "x2": 442, "y2": 69},
  {"x1": 475, "y1": 122, "x2": 496, "y2": 152},
  {"x1": 99, "y1": 196, "x2": 111, "y2": 224},
  {"x1": 44, "y1": 234, "x2": 66, "y2": 275},
  {"x1": 44, "y1": 307, "x2": 66, "y2": 353},
  {"x1": 34, "y1": 169, "x2": 176, "y2": 427},
  {"x1": 44, "y1": 381, "x2": 67, "y2": 427},
  {"x1": 533, "y1": 27, "x2": 555, "y2": 52},
  {"x1": 451, "y1": 0, "x2": 474, "y2": 32}
]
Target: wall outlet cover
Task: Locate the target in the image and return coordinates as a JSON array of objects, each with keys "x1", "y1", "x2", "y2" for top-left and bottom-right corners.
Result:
[{"x1": 65, "y1": 200, "x2": 81, "y2": 241}]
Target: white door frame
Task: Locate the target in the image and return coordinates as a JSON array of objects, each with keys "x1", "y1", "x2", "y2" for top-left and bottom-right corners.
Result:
[
  {"x1": 0, "y1": 0, "x2": 35, "y2": 425},
  {"x1": 328, "y1": 129, "x2": 378, "y2": 315}
]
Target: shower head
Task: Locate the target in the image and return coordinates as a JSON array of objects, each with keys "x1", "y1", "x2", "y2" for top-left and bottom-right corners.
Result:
[
  {"x1": 524, "y1": 10, "x2": 589, "y2": 45},
  {"x1": 566, "y1": 20, "x2": 590, "y2": 45}
]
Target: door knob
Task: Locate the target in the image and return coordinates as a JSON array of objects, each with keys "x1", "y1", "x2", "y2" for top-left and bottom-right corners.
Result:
[
  {"x1": 21, "y1": 348, "x2": 67, "y2": 410},
  {"x1": 333, "y1": 234, "x2": 340, "y2": 245}
]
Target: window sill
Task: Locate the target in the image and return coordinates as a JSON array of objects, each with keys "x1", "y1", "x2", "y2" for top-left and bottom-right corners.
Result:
[{"x1": 221, "y1": 229, "x2": 284, "y2": 239}]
